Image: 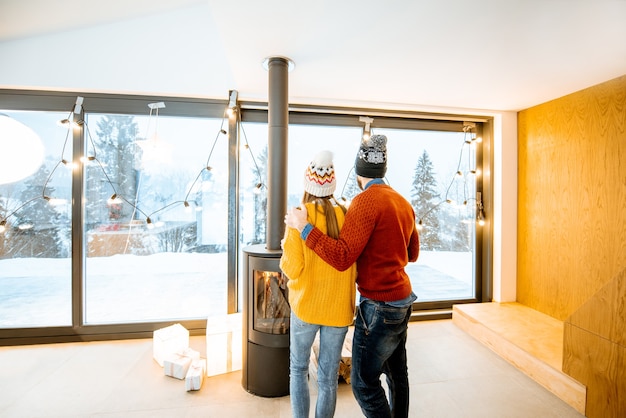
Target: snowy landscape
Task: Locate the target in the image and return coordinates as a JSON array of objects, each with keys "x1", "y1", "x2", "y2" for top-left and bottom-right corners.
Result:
[{"x1": 0, "y1": 250, "x2": 472, "y2": 328}]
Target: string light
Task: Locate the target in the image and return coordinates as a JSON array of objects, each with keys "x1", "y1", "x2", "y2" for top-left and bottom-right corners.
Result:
[
  {"x1": 183, "y1": 108, "x2": 230, "y2": 208},
  {"x1": 1, "y1": 93, "x2": 239, "y2": 235},
  {"x1": 240, "y1": 113, "x2": 265, "y2": 194},
  {"x1": 416, "y1": 200, "x2": 449, "y2": 231},
  {"x1": 0, "y1": 197, "x2": 41, "y2": 233},
  {"x1": 1, "y1": 97, "x2": 84, "y2": 230},
  {"x1": 416, "y1": 122, "x2": 485, "y2": 228},
  {"x1": 226, "y1": 90, "x2": 238, "y2": 119}
]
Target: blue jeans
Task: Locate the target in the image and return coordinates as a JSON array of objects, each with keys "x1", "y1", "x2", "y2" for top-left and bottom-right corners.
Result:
[
  {"x1": 351, "y1": 299, "x2": 412, "y2": 418},
  {"x1": 289, "y1": 312, "x2": 348, "y2": 418}
]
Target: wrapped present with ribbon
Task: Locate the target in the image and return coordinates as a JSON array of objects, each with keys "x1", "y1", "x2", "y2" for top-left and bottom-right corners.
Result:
[
  {"x1": 185, "y1": 359, "x2": 207, "y2": 391},
  {"x1": 163, "y1": 353, "x2": 192, "y2": 380}
]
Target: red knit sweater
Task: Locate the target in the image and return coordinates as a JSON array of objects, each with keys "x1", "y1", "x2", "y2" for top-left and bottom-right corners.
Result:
[{"x1": 305, "y1": 183, "x2": 420, "y2": 302}]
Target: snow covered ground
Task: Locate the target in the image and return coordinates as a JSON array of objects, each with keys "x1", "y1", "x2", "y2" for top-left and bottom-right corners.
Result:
[{"x1": 0, "y1": 251, "x2": 472, "y2": 327}]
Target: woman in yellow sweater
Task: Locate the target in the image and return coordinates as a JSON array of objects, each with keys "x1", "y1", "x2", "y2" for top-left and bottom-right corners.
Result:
[{"x1": 280, "y1": 150, "x2": 357, "y2": 418}]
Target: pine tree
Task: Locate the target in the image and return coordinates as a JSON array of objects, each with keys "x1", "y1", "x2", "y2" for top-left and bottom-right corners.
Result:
[
  {"x1": 86, "y1": 115, "x2": 139, "y2": 230},
  {"x1": 410, "y1": 150, "x2": 444, "y2": 250},
  {"x1": 12, "y1": 165, "x2": 63, "y2": 257},
  {"x1": 339, "y1": 168, "x2": 361, "y2": 203},
  {"x1": 0, "y1": 184, "x2": 18, "y2": 259}
]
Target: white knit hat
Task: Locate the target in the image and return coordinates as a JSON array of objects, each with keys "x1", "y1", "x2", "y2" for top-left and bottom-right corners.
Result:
[{"x1": 303, "y1": 150, "x2": 336, "y2": 197}]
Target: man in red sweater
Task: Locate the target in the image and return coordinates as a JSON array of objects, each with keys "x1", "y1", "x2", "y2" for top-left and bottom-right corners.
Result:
[{"x1": 285, "y1": 134, "x2": 420, "y2": 418}]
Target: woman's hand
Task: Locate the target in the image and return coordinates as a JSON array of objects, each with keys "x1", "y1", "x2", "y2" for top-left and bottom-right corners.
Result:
[{"x1": 285, "y1": 204, "x2": 308, "y2": 232}]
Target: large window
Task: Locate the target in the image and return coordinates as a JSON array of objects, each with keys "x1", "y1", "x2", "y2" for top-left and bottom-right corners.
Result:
[
  {"x1": 0, "y1": 91, "x2": 490, "y2": 344},
  {"x1": 239, "y1": 119, "x2": 483, "y2": 308},
  {"x1": 82, "y1": 113, "x2": 229, "y2": 324},
  {"x1": 375, "y1": 127, "x2": 480, "y2": 304},
  {"x1": 0, "y1": 110, "x2": 73, "y2": 328}
]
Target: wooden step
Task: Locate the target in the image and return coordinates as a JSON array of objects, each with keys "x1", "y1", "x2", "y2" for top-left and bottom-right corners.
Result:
[{"x1": 453, "y1": 302, "x2": 586, "y2": 415}]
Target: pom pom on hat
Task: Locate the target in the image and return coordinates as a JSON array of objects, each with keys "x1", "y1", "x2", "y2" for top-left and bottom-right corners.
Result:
[
  {"x1": 303, "y1": 150, "x2": 336, "y2": 197},
  {"x1": 355, "y1": 134, "x2": 387, "y2": 178}
]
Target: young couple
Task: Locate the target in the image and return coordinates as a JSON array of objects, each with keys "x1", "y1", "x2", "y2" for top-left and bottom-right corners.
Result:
[{"x1": 281, "y1": 134, "x2": 420, "y2": 418}]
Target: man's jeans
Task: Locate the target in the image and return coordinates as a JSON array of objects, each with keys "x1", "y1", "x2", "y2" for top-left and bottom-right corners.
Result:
[
  {"x1": 289, "y1": 312, "x2": 348, "y2": 418},
  {"x1": 351, "y1": 299, "x2": 412, "y2": 418}
]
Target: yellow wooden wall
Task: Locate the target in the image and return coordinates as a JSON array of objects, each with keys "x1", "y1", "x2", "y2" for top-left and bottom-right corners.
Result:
[
  {"x1": 517, "y1": 74, "x2": 626, "y2": 321},
  {"x1": 563, "y1": 266, "x2": 626, "y2": 417}
]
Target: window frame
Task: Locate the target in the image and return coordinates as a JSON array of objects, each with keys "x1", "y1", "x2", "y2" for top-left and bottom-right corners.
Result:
[{"x1": 0, "y1": 89, "x2": 493, "y2": 345}]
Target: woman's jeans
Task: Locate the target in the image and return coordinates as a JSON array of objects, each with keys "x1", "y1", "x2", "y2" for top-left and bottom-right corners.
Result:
[
  {"x1": 290, "y1": 312, "x2": 348, "y2": 418},
  {"x1": 351, "y1": 299, "x2": 413, "y2": 418}
]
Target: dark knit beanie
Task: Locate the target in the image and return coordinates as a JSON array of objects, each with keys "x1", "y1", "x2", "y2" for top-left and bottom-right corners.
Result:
[{"x1": 355, "y1": 134, "x2": 387, "y2": 178}]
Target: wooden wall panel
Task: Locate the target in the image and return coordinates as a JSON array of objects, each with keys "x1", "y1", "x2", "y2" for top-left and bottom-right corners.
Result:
[
  {"x1": 563, "y1": 267, "x2": 626, "y2": 416},
  {"x1": 517, "y1": 75, "x2": 626, "y2": 321},
  {"x1": 563, "y1": 323, "x2": 626, "y2": 417},
  {"x1": 566, "y1": 267, "x2": 626, "y2": 346}
]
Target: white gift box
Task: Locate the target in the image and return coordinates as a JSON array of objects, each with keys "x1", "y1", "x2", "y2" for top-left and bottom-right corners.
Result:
[
  {"x1": 153, "y1": 323, "x2": 189, "y2": 366},
  {"x1": 185, "y1": 359, "x2": 207, "y2": 391},
  {"x1": 205, "y1": 312, "x2": 242, "y2": 377},
  {"x1": 164, "y1": 353, "x2": 192, "y2": 380}
]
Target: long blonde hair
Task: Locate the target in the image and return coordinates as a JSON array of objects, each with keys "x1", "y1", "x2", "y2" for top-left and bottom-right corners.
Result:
[{"x1": 302, "y1": 192, "x2": 347, "y2": 239}]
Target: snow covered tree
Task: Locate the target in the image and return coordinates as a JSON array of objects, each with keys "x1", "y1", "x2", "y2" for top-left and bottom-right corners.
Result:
[
  {"x1": 339, "y1": 169, "x2": 361, "y2": 204},
  {"x1": 10, "y1": 165, "x2": 64, "y2": 257},
  {"x1": 86, "y1": 115, "x2": 139, "y2": 230},
  {"x1": 411, "y1": 150, "x2": 444, "y2": 250}
]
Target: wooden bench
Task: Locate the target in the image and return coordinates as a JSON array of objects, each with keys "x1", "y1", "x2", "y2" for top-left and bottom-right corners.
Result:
[{"x1": 453, "y1": 302, "x2": 586, "y2": 415}]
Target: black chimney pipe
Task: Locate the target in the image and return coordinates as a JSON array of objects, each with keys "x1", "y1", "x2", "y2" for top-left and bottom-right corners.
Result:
[{"x1": 265, "y1": 57, "x2": 290, "y2": 250}]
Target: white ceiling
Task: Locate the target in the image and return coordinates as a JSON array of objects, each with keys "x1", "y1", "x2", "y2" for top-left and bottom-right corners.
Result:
[{"x1": 1, "y1": 0, "x2": 626, "y2": 112}]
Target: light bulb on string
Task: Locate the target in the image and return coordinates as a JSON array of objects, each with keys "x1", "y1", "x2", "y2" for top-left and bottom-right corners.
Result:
[
  {"x1": 477, "y1": 211, "x2": 486, "y2": 226},
  {"x1": 226, "y1": 90, "x2": 238, "y2": 119},
  {"x1": 359, "y1": 116, "x2": 373, "y2": 142},
  {"x1": 108, "y1": 194, "x2": 123, "y2": 205},
  {"x1": 57, "y1": 118, "x2": 83, "y2": 130},
  {"x1": 48, "y1": 198, "x2": 67, "y2": 206},
  {"x1": 0, "y1": 196, "x2": 42, "y2": 234},
  {"x1": 62, "y1": 159, "x2": 78, "y2": 170}
]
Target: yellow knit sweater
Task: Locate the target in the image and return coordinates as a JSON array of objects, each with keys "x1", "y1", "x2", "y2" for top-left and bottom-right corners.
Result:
[{"x1": 280, "y1": 202, "x2": 357, "y2": 327}]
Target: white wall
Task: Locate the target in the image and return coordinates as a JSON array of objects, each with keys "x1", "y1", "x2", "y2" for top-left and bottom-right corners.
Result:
[
  {"x1": 493, "y1": 112, "x2": 517, "y2": 302},
  {"x1": 0, "y1": 4, "x2": 233, "y2": 99}
]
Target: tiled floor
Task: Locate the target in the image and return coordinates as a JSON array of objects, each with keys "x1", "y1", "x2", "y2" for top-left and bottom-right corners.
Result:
[{"x1": 0, "y1": 320, "x2": 584, "y2": 418}]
